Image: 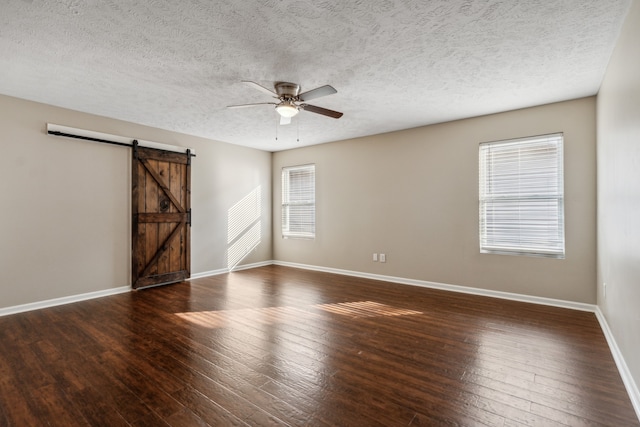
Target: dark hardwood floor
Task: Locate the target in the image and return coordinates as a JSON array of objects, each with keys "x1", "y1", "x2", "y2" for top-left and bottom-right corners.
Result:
[{"x1": 0, "y1": 265, "x2": 637, "y2": 426}]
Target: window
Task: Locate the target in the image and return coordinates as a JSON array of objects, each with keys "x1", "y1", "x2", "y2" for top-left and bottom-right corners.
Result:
[
  {"x1": 479, "y1": 133, "x2": 564, "y2": 258},
  {"x1": 282, "y1": 164, "x2": 315, "y2": 239}
]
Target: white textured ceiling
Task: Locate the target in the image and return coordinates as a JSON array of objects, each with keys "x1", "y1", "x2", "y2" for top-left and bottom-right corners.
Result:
[{"x1": 0, "y1": 0, "x2": 632, "y2": 151}]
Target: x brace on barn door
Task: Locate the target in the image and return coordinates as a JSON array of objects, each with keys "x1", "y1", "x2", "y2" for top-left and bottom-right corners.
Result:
[{"x1": 131, "y1": 143, "x2": 192, "y2": 288}]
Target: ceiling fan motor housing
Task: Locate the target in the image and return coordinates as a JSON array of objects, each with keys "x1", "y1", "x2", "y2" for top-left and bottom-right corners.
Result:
[{"x1": 275, "y1": 82, "x2": 301, "y2": 99}]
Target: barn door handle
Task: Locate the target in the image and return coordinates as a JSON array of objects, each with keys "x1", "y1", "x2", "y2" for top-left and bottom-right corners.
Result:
[{"x1": 187, "y1": 209, "x2": 192, "y2": 226}]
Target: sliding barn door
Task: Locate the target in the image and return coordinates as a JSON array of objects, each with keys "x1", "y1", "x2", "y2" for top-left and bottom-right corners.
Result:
[{"x1": 132, "y1": 145, "x2": 191, "y2": 289}]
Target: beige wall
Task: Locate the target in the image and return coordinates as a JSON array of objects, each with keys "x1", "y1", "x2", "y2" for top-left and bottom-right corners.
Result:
[
  {"x1": 274, "y1": 97, "x2": 597, "y2": 303},
  {"x1": 0, "y1": 95, "x2": 272, "y2": 309},
  {"x1": 597, "y1": 0, "x2": 640, "y2": 401}
]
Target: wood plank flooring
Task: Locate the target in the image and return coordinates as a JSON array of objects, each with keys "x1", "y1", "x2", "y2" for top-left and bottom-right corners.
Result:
[{"x1": 0, "y1": 265, "x2": 637, "y2": 426}]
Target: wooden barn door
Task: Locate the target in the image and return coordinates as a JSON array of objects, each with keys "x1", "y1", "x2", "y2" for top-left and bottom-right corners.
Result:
[{"x1": 132, "y1": 144, "x2": 191, "y2": 289}]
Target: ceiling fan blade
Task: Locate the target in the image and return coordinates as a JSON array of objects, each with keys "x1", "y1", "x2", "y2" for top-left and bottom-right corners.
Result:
[
  {"x1": 227, "y1": 102, "x2": 276, "y2": 109},
  {"x1": 242, "y1": 80, "x2": 277, "y2": 97},
  {"x1": 280, "y1": 115, "x2": 291, "y2": 125},
  {"x1": 298, "y1": 85, "x2": 337, "y2": 102},
  {"x1": 300, "y1": 104, "x2": 343, "y2": 119}
]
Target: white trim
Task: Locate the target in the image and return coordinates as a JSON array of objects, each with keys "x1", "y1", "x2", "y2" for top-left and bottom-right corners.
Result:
[
  {"x1": 47, "y1": 123, "x2": 196, "y2": 155},
  {"x1": 0, "y1": 261, "x2": 272, "y2": 316},
  {"x1": 189, "y1": 268, "x2": 229, "y2": 280},
  {"x1": 272, "y1": 261, "x2": 596, "y2": 312},
  {"x1": 0, "y1": 286, "x2": 130, "y2": 317},
  {"x1": 595, "y1": 307, "x2": 640, "y2": 421},
  {"x1": 188, "y1": 261, "x2": 274, "y2": 280},
  {"x1": 231, "y1": 260, "x2": 274, "y2": 272}
]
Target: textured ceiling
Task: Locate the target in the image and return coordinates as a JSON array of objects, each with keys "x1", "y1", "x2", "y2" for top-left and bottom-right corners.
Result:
[{"x1": 0, "y1": 0, "x2": 632, "y2": 151}]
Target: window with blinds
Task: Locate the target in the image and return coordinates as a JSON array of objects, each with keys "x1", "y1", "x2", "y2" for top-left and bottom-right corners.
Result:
[
  {"x1": 282, "y1": 164, "x2": 315, "y2": 239},
  {"x1": 479, "y1": 133, "x2": 565, "y2": 258}
]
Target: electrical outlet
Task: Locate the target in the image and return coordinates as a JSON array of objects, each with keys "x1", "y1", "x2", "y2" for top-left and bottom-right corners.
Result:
[
  {"x1": 373, "y1": 253, "x2": 378, "y2": 262},
  {"x1": 604, "y1": 282, "x2": 607, "y2": 298},
  {"x1": 379, "y1": 253, "x2": 386, "y2": 263}
]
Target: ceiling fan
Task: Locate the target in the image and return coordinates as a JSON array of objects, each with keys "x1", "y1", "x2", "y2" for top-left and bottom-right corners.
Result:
[{"x1": 227, "y1": 81, "x2": 343, "y2": 125}]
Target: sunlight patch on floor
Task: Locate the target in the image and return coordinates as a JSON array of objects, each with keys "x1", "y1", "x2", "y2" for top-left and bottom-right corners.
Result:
[
  {"x1": 175, "y1": 301, "x2": 422, "y2": 328},
  {"x1": 313, "y1": 301, "x2": 422, "y2": 318}
]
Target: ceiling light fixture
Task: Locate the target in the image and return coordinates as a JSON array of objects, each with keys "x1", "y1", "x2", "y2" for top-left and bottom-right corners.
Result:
[{"x1": 275, "y1": 101, "x2": 299, "y2": 118}]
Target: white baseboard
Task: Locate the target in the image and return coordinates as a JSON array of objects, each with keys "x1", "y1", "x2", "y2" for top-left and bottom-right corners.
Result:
[
  {"x1": 189, "y1": 267, "x2": 229, "y2": 279},
  {"x1": 0, "y1": 286, "x2": 130, "y2": 317},
  {"x1": 595, "y1": 307, "x2": 640, "y2": 421},
  {"x1": 272, "y1": 261, "x2": 596, "y2": 312},
  {"x1": 0, "y1": 260, "x2": 273, "y2": 316},
  {"x1": 188, "y1": 261, "x2": 274, "y2": 280},
  {"x1": 231, "y1": 260, "x2": 274, "y2": 272}
]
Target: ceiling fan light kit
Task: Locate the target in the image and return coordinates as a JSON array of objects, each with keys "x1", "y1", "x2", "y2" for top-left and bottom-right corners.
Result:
[
  {"x1": 228, "y1": 80, "x2": 343, "y2": 125},
  {"x1": 275, "y1": 101, "x2": 299, "y2": 118}
]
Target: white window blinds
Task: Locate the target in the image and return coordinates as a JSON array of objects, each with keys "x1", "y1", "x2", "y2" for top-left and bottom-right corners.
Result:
[
  {"x1": 282, "y1": 164, "x2": 315, "y2": 239},
  {"x1": 479, "y1": 133, "x2": 565, "y2": 258}
]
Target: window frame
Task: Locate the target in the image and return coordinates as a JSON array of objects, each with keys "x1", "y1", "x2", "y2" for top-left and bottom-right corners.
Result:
[
  {"x1": 281, "y1": 163, "x2": 316, "y2": 239},
  {"x1": 479, "y1": 133, "x2": 565, "y2": 259}
]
